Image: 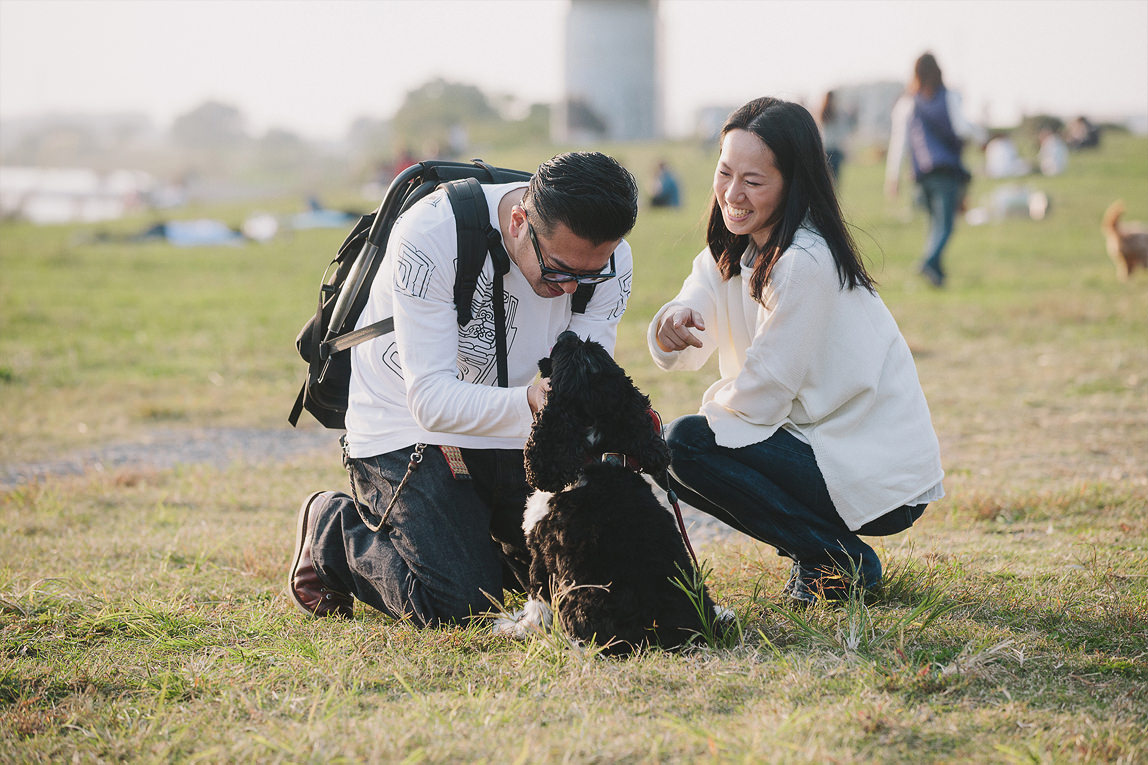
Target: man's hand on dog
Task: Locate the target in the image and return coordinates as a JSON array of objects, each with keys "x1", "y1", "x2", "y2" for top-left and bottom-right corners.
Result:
[
  {"x1": 656, "y1": 306, "x2": 706, "y2": 352},
  {"x1": 528, "y1": 378, "x2": 551, "y2": 415}
]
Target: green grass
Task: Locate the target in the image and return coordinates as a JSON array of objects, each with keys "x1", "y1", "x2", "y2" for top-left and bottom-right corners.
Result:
[{"x1": 1, "y1": 133, "x2": 1146, "y2": 761}]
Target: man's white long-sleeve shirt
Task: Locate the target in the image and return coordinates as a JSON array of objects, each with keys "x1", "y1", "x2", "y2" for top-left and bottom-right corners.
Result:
[{"x1": 346, "y1": 182, "x2": 632, "y2": 458}]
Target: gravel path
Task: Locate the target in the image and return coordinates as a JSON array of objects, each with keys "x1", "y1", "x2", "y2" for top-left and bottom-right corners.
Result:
[
  {"x1": 0, "y1": 427, "x2": 340, "y2": 488},
  {"x1": 1, "y1": 427, "x2": 733, "y2": 548}
]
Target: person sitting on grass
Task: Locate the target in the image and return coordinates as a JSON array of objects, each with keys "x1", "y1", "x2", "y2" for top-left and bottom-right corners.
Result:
[{"x1": 648, "y1": 97, "x2": 944, "y2": 606}]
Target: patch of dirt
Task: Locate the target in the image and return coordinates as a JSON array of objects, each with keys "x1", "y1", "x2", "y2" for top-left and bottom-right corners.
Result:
[
  {"x1": 0, "y1": 426, "x2": 735, "y2": 549},
  {"x1": 0, "y1": 427, "x2": 340, "y2": 488}
]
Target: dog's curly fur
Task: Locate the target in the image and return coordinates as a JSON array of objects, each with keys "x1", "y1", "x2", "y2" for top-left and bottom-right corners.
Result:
[{"x1": 517, "y1": 331, "x2": 715, "y2": 655}]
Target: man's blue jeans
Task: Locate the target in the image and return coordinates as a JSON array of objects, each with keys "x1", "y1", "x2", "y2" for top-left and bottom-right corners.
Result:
[
  {"x1": 918, "y1": 170, "x2": 964, "y2": 281},
  {"x1": 663, "y1": 415, "x2": 924, "y2": 592},
  {"x1": 308, "y1": 445, "x2": 530, "y2": 626}
]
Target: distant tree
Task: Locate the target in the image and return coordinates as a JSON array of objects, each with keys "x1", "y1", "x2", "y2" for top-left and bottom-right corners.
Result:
[
  {"x1": 1014, "y1": 114, "x2": 1068, "y2": 150},
  {"x1": 1, "y1": 113, "x2": 153, "y2": 168},
  {"x1": 470, "y1": 102, "x2": 551, "y2": 149},
  {"x1": 13, "y1": 124, "x2": 99, "y2": 166},
  {"x1": 347, "y1": 116, "x2": 392, "y2": 152},
  {"x1": 256, "y1": 127, "x2": 310, "y2": 173},
  {"x1": 171, "y1": 101, "x2": 248, "y2": 150},
  {"x1": 1018, "y1": 114, "x2": 1065, "y2": 135},
  {"x1": 391, "y1": 79, "x2": 500, "y2": 152}
]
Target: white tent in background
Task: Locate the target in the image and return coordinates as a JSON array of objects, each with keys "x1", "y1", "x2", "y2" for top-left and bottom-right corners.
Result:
[{"x1": 0, "y1": 166, "x2": 154, "y2": 224}]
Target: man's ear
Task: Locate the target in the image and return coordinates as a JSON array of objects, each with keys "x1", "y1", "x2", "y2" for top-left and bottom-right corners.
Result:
[{"x1": 508, "y1": 204, "x2": 528, "y2": 238}]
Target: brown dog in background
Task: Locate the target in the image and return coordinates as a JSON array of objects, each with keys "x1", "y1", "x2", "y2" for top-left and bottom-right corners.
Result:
[{"x1": 1102, "y1": 200, "x2": 1148, "y2": 280}]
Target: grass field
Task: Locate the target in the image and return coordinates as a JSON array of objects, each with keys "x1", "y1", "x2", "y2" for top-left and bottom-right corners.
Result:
[{"x1": 1, "y1": 132, "x2": 1146, "y2": 762}]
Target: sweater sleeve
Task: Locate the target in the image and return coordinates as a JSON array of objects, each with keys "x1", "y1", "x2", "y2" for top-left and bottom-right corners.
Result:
[
  {"x1": 885, "y1": 95, "x2": 912, "y2": 187},
  {"x1": 647, "y1": 249, "x2": 720, "y2": 371},
  {"x1": 703, "y1": 243, "x2": 837, "y2": 431},
  {"x1": 945, "y1": 90, "x2": 986, "y2": 145}
]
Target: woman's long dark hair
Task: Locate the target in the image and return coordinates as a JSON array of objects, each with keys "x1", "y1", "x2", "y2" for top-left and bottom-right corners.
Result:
[
  {"x1": 912, "y1": 52, "x2": 945, "y2": 97},
  {"x1": 706, "y1": 97, "x2": 875, "y2": 301}
]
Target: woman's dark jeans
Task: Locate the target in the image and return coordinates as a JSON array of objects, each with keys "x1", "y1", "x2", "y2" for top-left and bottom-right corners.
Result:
[
  {"x1": 663, "y1": 415, "x2": 924, "y2": 592},
  {"x1": 308, "y1": 444, "x2": 530, "y2": 626}
]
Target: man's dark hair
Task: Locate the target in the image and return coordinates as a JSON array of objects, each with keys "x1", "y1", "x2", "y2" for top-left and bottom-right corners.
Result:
[{"x1": 523, "y1": 152, "x2": 638, "y2": 245}]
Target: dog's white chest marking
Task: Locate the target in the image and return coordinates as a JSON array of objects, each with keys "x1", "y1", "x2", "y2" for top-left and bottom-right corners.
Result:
[
  {"x1": 523, "y1": 480, "x2": 584, "y2": 537},
  {"x1": 491, "y1": 596, "x2": 553, "y2": 639},
  {"x1": 523, "y1": 490, "x2": 554, "y2": 537},
  {"x1": 714, "y1": 605, "x2": 737, "y2": 623}
]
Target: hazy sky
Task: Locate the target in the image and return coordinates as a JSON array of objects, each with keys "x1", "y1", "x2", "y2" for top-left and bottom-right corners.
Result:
[{"x1": 2, "y1": 0, "x2": 1146, "y2": 139}]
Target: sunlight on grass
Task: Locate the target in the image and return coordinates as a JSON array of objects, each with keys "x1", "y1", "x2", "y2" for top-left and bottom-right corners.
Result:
[{"x1": 1, "y1": 134, "x2": 1146, "y2": 760}]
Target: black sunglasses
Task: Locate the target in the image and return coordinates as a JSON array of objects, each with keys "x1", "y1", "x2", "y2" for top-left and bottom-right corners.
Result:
[{"x1": 526, "y1": 220, "x2": 616, "y2": 285}]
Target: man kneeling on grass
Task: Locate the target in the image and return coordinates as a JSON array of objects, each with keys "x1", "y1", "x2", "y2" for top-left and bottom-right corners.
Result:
[{"x1": 288, "y1": 152, "x2": 639, "y2": 625}]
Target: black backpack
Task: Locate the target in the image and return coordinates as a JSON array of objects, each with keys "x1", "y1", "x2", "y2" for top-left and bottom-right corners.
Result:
[{"x1": 288, "y1": 159, "x2": 595, "y2": 429}]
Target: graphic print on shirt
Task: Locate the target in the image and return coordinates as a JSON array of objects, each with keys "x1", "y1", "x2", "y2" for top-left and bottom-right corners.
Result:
[
  {"x1": 395, "y1": 240, "x2": 434, "y2": 299},
  {"x1": 380, "y1": 340, "x2": 402, "y2": 379},
  {"x1": 378, "y1": 238, "x2": 435, "y2": 379},
  {"x1": 607, "y1": 267, "x2": 633, "y2": 321},
  {"x1": 458, "y1": 265, "x2": 518, "y2": 384}
]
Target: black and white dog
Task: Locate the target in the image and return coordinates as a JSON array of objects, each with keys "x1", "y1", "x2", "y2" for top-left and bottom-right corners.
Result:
[{"x1": 495, "y1": 331, "x2": 719, "y2": 655}]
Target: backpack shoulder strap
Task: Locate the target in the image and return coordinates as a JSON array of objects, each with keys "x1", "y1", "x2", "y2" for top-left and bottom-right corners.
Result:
[
  {"x1": 572, "y1": 283, "x2": 595, "y2": 314},
  {"x1": 443, "y1": 177, "x2": 511, "y2": 388},
  {"x1": 323, "y1": 316, "x2": 394, "y2": 356},
  {"x1": 445, "y1": 177, "x2": 497, "y2": 325}
]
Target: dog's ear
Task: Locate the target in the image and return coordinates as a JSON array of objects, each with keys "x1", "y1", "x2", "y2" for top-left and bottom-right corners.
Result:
[
  {"x1": 524, "y1": 401, "x2": 586, "y2": 491},
  {"x1": 637, "y1": 426, "x2": 671, "y2": 477},
  {"x1": 595, "y1": 373, "x2": 670, "y2": 476}
]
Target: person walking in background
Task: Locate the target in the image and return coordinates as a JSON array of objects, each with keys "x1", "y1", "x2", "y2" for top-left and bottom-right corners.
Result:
[
  {"x1": 649, "y1": 97, "x2": 943, "y2": 606},
  {"x1": 885, "y1": 52, "x2": 985, "y2": 287},
  {"x1": 817, "y1": 90, "x2": 853, "y2": 185}
]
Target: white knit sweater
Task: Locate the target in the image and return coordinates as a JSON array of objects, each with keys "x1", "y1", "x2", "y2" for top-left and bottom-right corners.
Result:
[{"x1": 647, "y1": 227, "x2": 944, "y2": 530}]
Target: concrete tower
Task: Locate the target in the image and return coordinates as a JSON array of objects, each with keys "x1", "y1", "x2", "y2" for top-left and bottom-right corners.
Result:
[{"x1": 556, "y1": 0, "x2": 661, "y2": 142}]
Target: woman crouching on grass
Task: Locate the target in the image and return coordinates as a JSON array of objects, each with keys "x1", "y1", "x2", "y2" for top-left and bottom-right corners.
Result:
[{"x1": 648, "y1": 97, "x2": 944, "y2": 605}]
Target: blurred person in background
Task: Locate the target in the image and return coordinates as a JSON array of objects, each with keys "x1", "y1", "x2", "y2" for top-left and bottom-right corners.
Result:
[
  {"x1": 817, "y1": 90, "x2": 853, "y2": 185},
  {"x1": 649, "y1": 160, "x2": 682, "y2": 208},
  {"x1": 1038, "y1": 127, "x2": 1069, "y2": 176},
  {"x1": 885, "y1": 52, "x2": 985, "y2": 287},
  {"x1": 1065, "y1": 116, "x2": 1100, "y2": 150},
  {"x1": 983, "y1": 132, "x2": 1031, "y2": 179}
]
